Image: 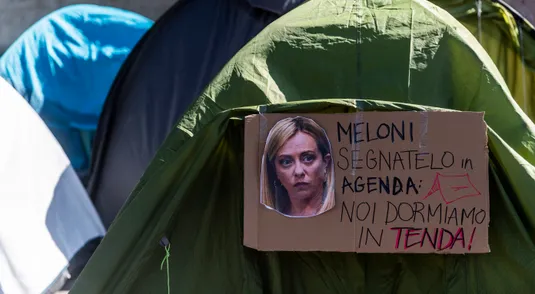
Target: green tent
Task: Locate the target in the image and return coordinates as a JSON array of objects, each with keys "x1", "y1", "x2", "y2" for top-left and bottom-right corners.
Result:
[
  {"x1": 434, "y1": 0, "x2": 535, "y2": 120},
  {"x1": 71, "y1": 0, "x2": 535, "y2": 293}
]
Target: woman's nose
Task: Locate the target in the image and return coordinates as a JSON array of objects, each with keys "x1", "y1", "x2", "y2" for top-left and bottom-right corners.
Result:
[{"x1": 294, "y1": 162, "x2": 305, "y2": 176}]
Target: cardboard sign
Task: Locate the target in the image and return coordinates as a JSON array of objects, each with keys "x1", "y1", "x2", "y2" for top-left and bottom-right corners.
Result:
[{"x1": 243, "y1": 112, "x2": 490, "y2": 253}]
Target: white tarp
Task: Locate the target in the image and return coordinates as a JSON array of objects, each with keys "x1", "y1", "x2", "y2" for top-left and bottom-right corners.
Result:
[{"x1": 0, "y1": 78, "x2": 105, "y2": 294}]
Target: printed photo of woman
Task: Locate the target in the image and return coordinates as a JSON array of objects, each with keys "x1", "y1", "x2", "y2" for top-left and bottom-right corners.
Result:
[{"x1": 260, "y1": 116, "x2": 336, "y2": 217}]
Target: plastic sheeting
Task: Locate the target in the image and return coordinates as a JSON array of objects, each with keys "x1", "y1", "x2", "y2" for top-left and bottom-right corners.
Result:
[
  {"x1": 0, "y1": 78, "x2": 106, "y2": 294},
  {"x1": 87, "y1": 0, "x2": 305, "y2": 228},
  {"x1": 0, "y1": 4, "x2": 153, "y2": 182},
  {"x1": 71, "y1": 0, "x2": 535, "y2": 293}
]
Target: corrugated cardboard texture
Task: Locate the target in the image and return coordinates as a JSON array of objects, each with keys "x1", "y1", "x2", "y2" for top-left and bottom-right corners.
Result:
[{"x1": 244, "y1": 112, "x2": 489, "y2": 253}]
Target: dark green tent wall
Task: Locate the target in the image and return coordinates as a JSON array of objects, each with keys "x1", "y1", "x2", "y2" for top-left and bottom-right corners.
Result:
[{"x1": 72, "y1": 0, "x2": 535, "y2": 293}]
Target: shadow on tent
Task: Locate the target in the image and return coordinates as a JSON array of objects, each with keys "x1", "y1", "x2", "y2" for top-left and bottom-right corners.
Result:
[{"x1": 45, "y1": 168, "x2": 104, "y2": 292}]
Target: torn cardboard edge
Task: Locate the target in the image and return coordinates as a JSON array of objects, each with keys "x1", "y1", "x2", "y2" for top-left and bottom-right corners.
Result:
[{"x1": 244, "y1": 111, "x2": 489, "y2": 254}]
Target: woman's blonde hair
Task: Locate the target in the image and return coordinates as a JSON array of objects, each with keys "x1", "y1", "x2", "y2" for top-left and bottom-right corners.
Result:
[{"x1": 260, "y1": 116, "x2": 335, "y2": 216}]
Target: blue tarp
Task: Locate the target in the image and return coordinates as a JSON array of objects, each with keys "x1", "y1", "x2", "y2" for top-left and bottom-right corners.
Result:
[{"x1": 0, "y1": 4, "x2": 154, "y2": 181}]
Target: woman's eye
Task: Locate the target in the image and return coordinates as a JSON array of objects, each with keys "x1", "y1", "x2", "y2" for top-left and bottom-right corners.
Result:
[
  {"x1": 279, "y1": 158, "x2": 292, "y2": 166},
  {"x1": 302, "y1": 154, "x2": 315, "y2": 162}
]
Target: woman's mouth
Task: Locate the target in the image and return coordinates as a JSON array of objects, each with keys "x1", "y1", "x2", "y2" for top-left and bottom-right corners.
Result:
[{"x1": 294, "y1": 182, "x2": 309, "y2": 187}]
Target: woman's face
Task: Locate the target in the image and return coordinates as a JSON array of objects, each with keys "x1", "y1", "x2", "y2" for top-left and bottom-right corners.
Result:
[{"x1": 274, "y1": 131, "x2": 330, "y2": 202}]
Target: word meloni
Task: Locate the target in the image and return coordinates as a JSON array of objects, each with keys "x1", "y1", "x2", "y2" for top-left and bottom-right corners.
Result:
[{"x1": 336, "y1": 120, "x2": 414, "y2": 144}]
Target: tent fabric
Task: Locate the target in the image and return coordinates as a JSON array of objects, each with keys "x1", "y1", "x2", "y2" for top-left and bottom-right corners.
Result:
[
  {"x1": 434, "y1": 0, "x2": 535, "y2": 120},
  {"x1": 0, "y1": 78, "x2": 106, "y2": 294},
  {"x1": 87, "y1": 0, "x2": 535, "y2": 230},
  {"x1": 87, "y1": 0, "x2": 305, "y2": 228},
  {"x1": 71, "y1": 0, "x2": 535, "y2": 293},
  {"x1": 0, "y1": 4, "x2": 154, "y2": 182}
]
